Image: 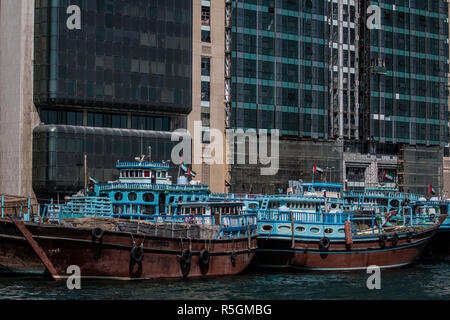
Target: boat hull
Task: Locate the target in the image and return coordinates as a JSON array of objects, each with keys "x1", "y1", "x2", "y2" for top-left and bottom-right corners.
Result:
[
  {"x1": 0, "y1": 219, "x2": 256, "y2": 280},
  {"x1": 421, "y1": 229, "x2": 450, "y2": 261},
  {"x1": 0, "y1": 221, "x2": 44, "y2": 274},
  {"x1": 255, "y1": 227, "x2": 436, "y2": 271}
]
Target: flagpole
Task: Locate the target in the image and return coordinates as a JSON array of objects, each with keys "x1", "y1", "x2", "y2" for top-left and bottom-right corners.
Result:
[{"x1": 177, "y1": 155, "x2": 182, "y2": 181}]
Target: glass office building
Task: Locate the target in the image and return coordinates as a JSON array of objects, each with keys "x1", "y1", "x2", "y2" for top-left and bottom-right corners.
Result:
[
  {"x1": 32, "y1": 126, "x2": 180, "y2": 196},
  {"x1": 34, "y1": 0, "x2": 192, "y2": 115},
  {"x1": 231, "y1": 0, "x2": 330, "y2": 139},
  {"x1": 360, "y1": 0, "x2": 448, "y2": 146},
  {"x1": 31, "y1": 0, "x2": 193, "y2": 197},
  {"x1": 228, "y1": 0, "x2": 449, "y2": 194}
]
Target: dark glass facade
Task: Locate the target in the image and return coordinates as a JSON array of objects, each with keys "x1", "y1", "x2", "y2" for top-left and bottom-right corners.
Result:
[
  {"x1": 360, "y1": 0, "x2": 449, "y2": 147},
  {"x1": 32, "y1": 125, "x2": 180, "y2": 196},
  {"x1": 34, "y1": 0, "x2": 192, "y2": 115},
  {"x1": 231, "y1": 0, "x2": 329, "y2": 138}
]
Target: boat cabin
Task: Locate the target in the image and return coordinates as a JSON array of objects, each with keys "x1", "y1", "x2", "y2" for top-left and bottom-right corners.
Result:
[
  {"x1": 117, "y1": 161, "x2": 171, "y2": 185},
  {"x1": 173, "y1": 201, "x2": 244, "y2": 217},
  {"x1": 301, "y1": 183, "x2": 343, "y2": 198}
]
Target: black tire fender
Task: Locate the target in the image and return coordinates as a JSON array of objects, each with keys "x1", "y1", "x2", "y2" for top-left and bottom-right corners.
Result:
[
  {"x1": 319, "y1": 237, "x2": 331, "y2": 251},
  {"x1": 199, "y1": 249, "x2": 210, "y2": 265},
  {"x1": 379, "y1": 235, "x2": 387, "y2": 248},
  {"x1": 92, "y1": 227, "x2": 104, "y2": 241},
  {"x1": 391, "y1": 233, "x2": 399, "y2": 247},
  {"x1": 130, "y1": 246, "x2": 144, "y2": 263},
  {"x1": 181, "y1": 249, "x2": 192, "y2": 265}
]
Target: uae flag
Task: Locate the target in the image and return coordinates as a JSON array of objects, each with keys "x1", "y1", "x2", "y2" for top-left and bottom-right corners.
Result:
[
  {"x1": 313, "y1": 164, "x2": 324, "y2": 174},
  {"x1": 187, "y1": 167, "x2": 197, "y2": 178},
  {"x1": 89, "y1": 176, "x2": 99, "y2": 184},
  {"x1": 382, "y1": 171, "x2": 394, "y2": 181},
  {"x1": 180, "y1": 160, "x2": 189, "y2": 173},
  {"x1": 429, "y1": 184, "x2": 436, "y2": 195}
]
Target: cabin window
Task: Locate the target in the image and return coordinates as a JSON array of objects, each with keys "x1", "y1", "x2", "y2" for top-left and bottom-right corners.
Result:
[
  {"x1": 324, "y1": 228, "x2": 334, "y2": 234},
  {"x1": 143, "y1": 193, "x2": 155, "y2": 202},
  {"x1": 114, "y1": 192, "x2": 123, "y2": 201},
  {"x1": 277, "y1": 225, "x2": 292, "y2": 233},
  {"x1": 128, "y1": 192, "x2": 137, "y2": 201},
  {"x1": 310, "y1": 227, "x2": 321, "y2": 234},
  {"x1": 295, "y1": 226, "x2": 306, "y2": 233},
  {"x1": 338, "y1": 228, "x2": 345, "y2": 234},
  {"x1": 138, "y1": 170, "x2": 143, "y2": 177},
  {"x1": 261, "y1": 225, "x2": 273, "y2": 232},
  {"x1": 142, "y1": 206, "x2": 155, "y2": 215},
  {"x1": 144, "y1": 171, "x2": 150, "y2": 177}
]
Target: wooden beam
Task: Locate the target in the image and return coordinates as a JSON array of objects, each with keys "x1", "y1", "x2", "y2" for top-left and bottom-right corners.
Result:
[{"x1": 9, "y1": 218, "x2": 61, "y2": 281}]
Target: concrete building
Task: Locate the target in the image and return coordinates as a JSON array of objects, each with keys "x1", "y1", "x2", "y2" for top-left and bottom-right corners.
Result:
[
  {"x1": 188, "y1": 0, "x2": 228, "y2": 193},
  {"x1": 0, "y1": 0, "x2": 38, "y2": 198}
]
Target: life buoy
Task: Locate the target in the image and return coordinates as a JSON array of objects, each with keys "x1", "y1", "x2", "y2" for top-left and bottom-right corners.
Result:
[
  {"x1": 319, "y1": 237, "x2": 331, "y2": 251},
  {"x1": 92, "y1": 227, "x2": 104, "y2": 241},
  {"x1": 181, "y1": 249, "x2": 192, "y2": 265},
  {"x1": 391, "y1": 233, "x2": 399, "y2": 247},
  {"x1": 199, "y1": 249, "x2": 210, "y2": 265},
  {"x1": 130, "y1": 246, "x2": 144, "y2": 263},
  {"x1": 379, "y1": 235, "x2": 387, "y2": 248}
]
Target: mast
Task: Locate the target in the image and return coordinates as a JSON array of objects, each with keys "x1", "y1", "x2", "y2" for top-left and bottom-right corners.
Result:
[{"x1": 84, "y1": 153, "x2": 88, "y2": 196}]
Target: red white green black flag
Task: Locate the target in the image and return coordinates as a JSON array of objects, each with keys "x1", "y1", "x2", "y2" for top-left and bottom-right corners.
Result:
[{"x1": 313, "y1": 164, "x2": 324, "y2": 174}]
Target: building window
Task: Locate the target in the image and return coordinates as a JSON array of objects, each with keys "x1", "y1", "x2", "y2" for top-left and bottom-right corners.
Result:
[
  {"x1": 201, "y1": 6, "x2": 210, "y2": 26},
  {"x1": 87, "y1": 112, "x2": 127, "y2": 129},
  {"x1": 131, "y1": 116, "x2": 169, "y2": 131},
  {"x1": 201, "y1": 57, "x2": 210, "y2": 76},
  {"x1": 201, "y1": 29, "x2": 211, "y2": 43},
  {"x1": 201, "y1": 112, "x2": 210, "y2": 127},
  {"x1": 201, "y1": 82, "x2": 210, "y2": 102},
  {"x1": 40, "y1": 109, "x2": 83, "y2": 126}
]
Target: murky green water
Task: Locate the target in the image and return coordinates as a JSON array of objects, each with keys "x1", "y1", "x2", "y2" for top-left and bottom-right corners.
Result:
[{"x1": 0, "y1": 262, "x2": 449, "y2": 300}]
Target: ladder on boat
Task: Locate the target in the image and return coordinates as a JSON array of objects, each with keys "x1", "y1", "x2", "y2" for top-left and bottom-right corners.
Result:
[{"x1": 260, "y1": 199, "x2": 270, "y2": 211}]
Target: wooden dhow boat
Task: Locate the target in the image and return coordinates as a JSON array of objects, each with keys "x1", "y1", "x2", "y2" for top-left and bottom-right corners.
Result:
[
  {"x1": 255, "y1": 204, "x2": 446, "y2": 271},
  {"x1": 1, "y1": 199, "x2": 257, "y2": 280}
]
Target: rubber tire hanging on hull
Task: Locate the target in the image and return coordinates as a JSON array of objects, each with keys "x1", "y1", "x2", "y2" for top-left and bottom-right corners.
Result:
[
  {"x1": 130, "y1": 246, "x2": 144, "y2": 263},
  {"x1": 391, "y1": 233, "x2": 399, "y2": 247},
  {"x1": 199, "y1": 249, "x2": 210, "y2": 265},
  {"x1": 92, "y1": 228, "x2": 104, "y2": 241},
  {"x1": 379, "y1": 235, "x2": 387, "y2": 248},
  {"x1": 319, "y1": 237, "x2": 330, "y2": 251}
]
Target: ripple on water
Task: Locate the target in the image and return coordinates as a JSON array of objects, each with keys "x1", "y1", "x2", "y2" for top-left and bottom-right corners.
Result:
[{"x1": 0, "y1": 262, "x2": 449, "y2": 300}]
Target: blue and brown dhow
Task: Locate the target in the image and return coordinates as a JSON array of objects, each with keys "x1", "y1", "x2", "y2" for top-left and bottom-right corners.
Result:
[
  {"x1": 1, "y1": 199, "x2": 257, "y2": 280},
  {"x1": 254, "y1": 203, "x2": 446, "y2": 271},
  {"x1": 0, "y1": 160, "x2": 257, "y2": 280}
]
